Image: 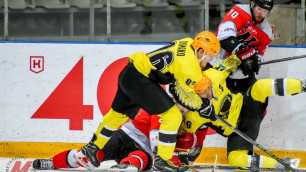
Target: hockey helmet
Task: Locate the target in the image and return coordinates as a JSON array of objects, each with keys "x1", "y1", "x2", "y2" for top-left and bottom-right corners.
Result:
[
  {"x1": 194, "y1": 73, "x2": 211, "y2": 94},
  {"x1": 192, "y1": 31, "x2": 220, "y2": 55},
  {"x1": 251, "y1": 0, "x2": 274, "y2": 11}
]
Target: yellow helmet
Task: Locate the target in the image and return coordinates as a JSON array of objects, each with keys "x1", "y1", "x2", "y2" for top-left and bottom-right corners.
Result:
[
  {"x1": 192, "y1": 31, "x2": 220, "y2": 55},
  {"x1": 194, "y1": 74, "x2": 211, "y2": 94}
]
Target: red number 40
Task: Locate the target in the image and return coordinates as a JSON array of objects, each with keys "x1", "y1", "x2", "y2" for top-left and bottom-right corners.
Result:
[{"x1": 31, "y1": 57, "x2": 93, "y2": 130}]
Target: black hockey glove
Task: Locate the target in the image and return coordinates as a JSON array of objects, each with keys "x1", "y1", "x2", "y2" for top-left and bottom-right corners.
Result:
[
  {"x1": 187, "y1": 146, "x2": 202, "y2": 163},
  {"x1": 240, "y1": 53, "x2": 260, "y2": 77},
  {"x1": 176, "y1": 150, "x2": 189, "y2": 166},
  {"x1": 197, "y1": 99, "x2": 216, "y2": 121},
  {"x1": 236, "y1": 45, "x2": 260, "y2": 77},
  {"x1": 176, "y1": 146, "x2": 202, "y2": 166},
  {"x1": 236, "y1": 45, "x2": 256, "y2": 61}
]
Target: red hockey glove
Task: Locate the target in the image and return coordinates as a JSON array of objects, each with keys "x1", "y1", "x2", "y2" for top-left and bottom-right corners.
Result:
[
  {"x1": 176, "y1": 132, "x2": 197, "y2": 149},
  {"x1": 170, "y1": 154, "x2": 183, "y2": 167},
  {"x1": 236, "y1": 45, "x2": 256, "y2": 61}
]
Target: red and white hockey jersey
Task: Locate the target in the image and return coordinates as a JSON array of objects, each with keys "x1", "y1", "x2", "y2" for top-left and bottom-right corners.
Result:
[{"x1": 216, "y1": 4, "x2": 273, "y2": 79}]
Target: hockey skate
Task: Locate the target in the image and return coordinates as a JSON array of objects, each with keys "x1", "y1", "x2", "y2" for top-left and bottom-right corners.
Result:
[
  {"x1": 75, "y1": 142, "x2": 100, "y2": 169},
  {"x1": 153, "y1": 155, "x2": 185, "y2": 172},
  {"x1": 274, "y1": 158, "x2": 300, "y2": 171},
  {"x1": 32, "y1": 158, "x2": 55, "y2": 170},
  {"x1": 73, "y1": 149, "x2": 96, "y2": 170},
  {"x1": 110, "y1": 163, "x2": 139, "y2": 172}
]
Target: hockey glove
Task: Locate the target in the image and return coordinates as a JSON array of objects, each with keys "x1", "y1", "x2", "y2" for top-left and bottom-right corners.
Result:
[
  {"x1": 176, "y1": 132, "x2": 197, "y2": 149},
  {"x1": 240, "y1": 54, "x2": 260, "y2": 76},
  {"x1": 236, "y1": 45, "x2": 256, "y2": 61},
  {"x1": 176, "y1": 150, "x2": 189, "y2": 166},
  {"x1": 187, "y1": 146, "x2": 202, "y2": 164},
  {"x1": 197, "y1": 99, "x2": 216, "y2": 121},
  {"x1": 170, "y1": 153, "x2": 183, "y2": 167}
]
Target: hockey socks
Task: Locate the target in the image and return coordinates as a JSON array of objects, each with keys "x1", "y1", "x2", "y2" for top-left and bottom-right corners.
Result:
[
  {"x1": 53, "y1": 149, "x2": 104, "y2": 169},
  {"x1": 119, "y1": 150, "x2": 148, "y2": 171},
  {"x1": 94, "y1": 109, "x2": 129, "y2": 149},
  {"x1": 53, "y1": 149, "x2": 79, "y2": 169}
]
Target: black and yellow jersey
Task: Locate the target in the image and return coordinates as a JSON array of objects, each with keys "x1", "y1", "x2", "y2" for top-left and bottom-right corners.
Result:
[
  {"x1": 181, "y1": 54, "x2": 303, "y2": 136},
  {"x1": 181, "y1": 54, "x2": 243, "y2": 136},
  {"x1": 128, "y1": 38, "x2": 203, "y2": 110}
]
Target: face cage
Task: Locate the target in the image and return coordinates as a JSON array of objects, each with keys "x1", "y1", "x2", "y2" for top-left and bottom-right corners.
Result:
[{"x1": 195, "y1": 49, "x2": 220, "y2": 63}]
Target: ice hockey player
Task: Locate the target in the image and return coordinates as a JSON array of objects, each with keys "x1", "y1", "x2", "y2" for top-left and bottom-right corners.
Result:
[
  {"x1": 177, "y1": 54, "x2": 305, "y2": 170},
  {"x1": 211, "y1": 0, "x2": 274, "y2": 93},
  {"x1": 31, "y1": 105, "x2": 207, "y2": 171},
  {"x1": 31, "y1": 110, "x2": 168, "y2": 171},
  {"x1": 75, "y1": 31, "x2": 220, "y2": 172}
]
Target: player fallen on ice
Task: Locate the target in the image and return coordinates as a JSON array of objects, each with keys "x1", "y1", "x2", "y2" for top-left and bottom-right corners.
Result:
[{"x1": 31, "y1": 103, "x2": 206, "y2": 171}]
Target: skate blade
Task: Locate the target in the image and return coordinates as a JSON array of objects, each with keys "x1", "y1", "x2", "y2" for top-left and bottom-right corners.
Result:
[{"x1": 109, "y1": 166, "x2": 138, "y2": 172}]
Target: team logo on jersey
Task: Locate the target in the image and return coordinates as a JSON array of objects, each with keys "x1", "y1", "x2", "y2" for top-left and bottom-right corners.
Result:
[{"x1": 219, "y1": 94, "x2": 232, "y2": 119}]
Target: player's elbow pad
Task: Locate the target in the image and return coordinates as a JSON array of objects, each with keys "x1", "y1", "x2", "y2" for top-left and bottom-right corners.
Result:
[
  {"x1": 171, "y1": 82, "x2": 202, "y2": 110},
  {"x1": 220, "y1": 36, "x2": 242, "y2": 54}
]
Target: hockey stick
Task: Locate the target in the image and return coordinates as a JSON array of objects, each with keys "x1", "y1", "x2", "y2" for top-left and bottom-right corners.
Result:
[
  {"x1": 214, "y1": 115, "x2": 299, "y2": 172},
  {"x1": 212, "y1": 154, "x2": 217, "y2": 172},
  {"x1": 261, "y1": 54, "x2": 306, "y2": 65}
]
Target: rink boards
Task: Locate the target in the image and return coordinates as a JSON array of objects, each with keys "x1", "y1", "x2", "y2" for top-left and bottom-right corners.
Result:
[{"x1": 0, "y1": 42, "x2": 306, "y2": 167}]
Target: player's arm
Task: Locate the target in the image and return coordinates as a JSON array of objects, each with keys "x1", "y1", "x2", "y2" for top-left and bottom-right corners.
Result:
[
  {"x1": 179, "y1": 110, "x2": 210, "y2": 134},
  {"x1": 170, "y1": 81, "x2": 203, "y2": 111},
  {"x1": 212, "y1": 54, "x2": 241, "y2": 74},
  {"x1": 250, "y1": 78, "x2": 304, "y2": 103},
  {"x1": 217, "y1": 21, "x2": 242, "y2": 54},
  {"x1": 217, "y1": 6, "x2": 245, "y2": 54}
]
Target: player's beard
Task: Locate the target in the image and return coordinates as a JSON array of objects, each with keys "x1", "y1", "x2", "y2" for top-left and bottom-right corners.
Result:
[{"x1": 255, "y1": 15, "x2": 264, "y2": 23}]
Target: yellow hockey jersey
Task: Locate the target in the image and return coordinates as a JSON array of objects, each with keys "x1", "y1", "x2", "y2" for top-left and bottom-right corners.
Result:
[
  {"x1": 181, "y1": 54, "x2": 303, "y2": 136},
  {"x1": 128, "y1": 38, "x2": 203, "y2": 110},
  {"x1": 181, "y1": 54, "x2": 243, "y2": 136}
]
